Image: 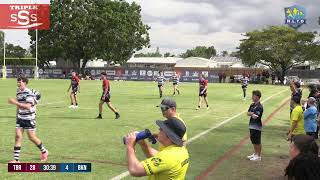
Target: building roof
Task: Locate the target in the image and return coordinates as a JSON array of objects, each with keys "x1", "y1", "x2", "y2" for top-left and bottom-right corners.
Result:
[
  {"x1": 175, "y1": 57, "x2": 217, "y2": 68},
  {"x1": 210, "y1": 56, "x2": 241, "y2": 63},
  {"x1": 127, "y1": 57, "x2": 182, "y2": 64},
  {"x1": 85, "y1": 59, "x2": 108, "y2": 68}
]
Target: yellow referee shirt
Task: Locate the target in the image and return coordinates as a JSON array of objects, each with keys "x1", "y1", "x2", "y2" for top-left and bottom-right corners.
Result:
[
  {"x1": 291, "y1": 105, "x2": 305, "y2": 135},
  {"x1": 141, "y1": 145, "x2": 189, "y2": 180}
]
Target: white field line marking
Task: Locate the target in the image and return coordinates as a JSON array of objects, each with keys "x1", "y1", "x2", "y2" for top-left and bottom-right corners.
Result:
[
  {"x1": 109, "y1": 89, "x2": 288, "y2": 180},
  {"x1": 0, "y1": 101, "x2": 65, "y2": 111},
  {"x1": 0, "y1": 101, "x2": 65, "y2": 123}
]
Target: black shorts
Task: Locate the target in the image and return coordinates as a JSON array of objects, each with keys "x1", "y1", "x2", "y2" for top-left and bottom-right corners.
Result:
[
  {"x1": 306, "y1": 132, "x2": 317, "y2": 139},
  {"x1": 16, "y1": 119, "x2": 36, "y2": 130},
  {"x1": 101, "y1": 94, "x2": 111, "y2": 103},
  {"x1": 71, "y1": 87, "x2": 78, "y2": 95},
  {"x1": 242, "y1": 85, "x2": 247, "y2": 89},
  {"x1": 158, "y1": 85, "x2": 163, "y2": 88},
  {"x1": 250, "y1": 129, "x2": 261, "y2": 144},
  {"x1": 173, "y1": 83, "x2": 178, "y2": 85},
  {"x1": 199, "y1": 89, "x2": 207, "y2": 97}
]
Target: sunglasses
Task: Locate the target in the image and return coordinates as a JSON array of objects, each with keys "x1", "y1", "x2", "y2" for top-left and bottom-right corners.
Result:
[{"x1": 160, "y1": 105, "x2": 170, "y2": 111}]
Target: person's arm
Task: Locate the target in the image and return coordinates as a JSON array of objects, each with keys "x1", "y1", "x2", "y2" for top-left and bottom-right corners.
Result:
[
  {"x1": 304, "y1": 109, "x2": 311, "y2": 119},
  {"x1": 252, "y1": 107, "x2": 263, "y2": 119},
  {"x1": 290, "y1": 81, "x2": 297, "y2": 94},
  {"x1": 247, "y1": 112, "x2": 254, "y2": 116},
  {"x1": 247, "y1": 105, "x2": 254, "y2": 116},
  {"x1": 67, "y1": 83, "x2": 71, "y2": 92},
  {"x1": 200, "y1": 81, "x2": 208, "y2": 94},
  {"x1": 288, "y1": 110, "x2": 299, "y2": 140},
  {"x1": 288, "y1": 121, "x2": 298, "y2": 140},
  {"x1": 77, "y1": 78, "x2": 80, "y2": 93},
  {"x1": 8, "y1": 98, "x2": 32, "y2": 110},
  {"x1": 126, "y1": 132, "x2": 147, "y2": 177},
  {"x1": 137, "y1": 140, "x2": 159, "y2": 158}
]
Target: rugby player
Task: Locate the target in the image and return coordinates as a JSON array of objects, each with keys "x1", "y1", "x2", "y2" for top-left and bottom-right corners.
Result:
[
  {"x1": 67, "y1": 71, "x2": 80, "y2": 108},
  {"x1": 197, "y1": 74, "x2": 209, "y2": 110},
  {"x1": 8, "y1": 77, "x2": 48, "y2": 163},
  {"x1": 157, "y1": 71, "x2": 165, "y2": 98},
  {"x1": 96, "y1": 72, "x2": 120, "y2": 119},
  {"x1": 242, "y1": 75, "x2": 249, "y2": 100},
  {"x1": 171, "y1": 72, "x2": 180, "y2": 96}
]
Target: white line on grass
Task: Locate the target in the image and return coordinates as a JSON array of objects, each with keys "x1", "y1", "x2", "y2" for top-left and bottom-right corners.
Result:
[
  {"x1": 0, "y1": 101, "x2": 65, "y2": 111},
  {"x1": 109, "y1": 89, "x2": 288, "y2": 180}
]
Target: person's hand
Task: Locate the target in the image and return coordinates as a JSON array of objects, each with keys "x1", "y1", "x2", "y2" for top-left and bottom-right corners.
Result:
[
  {"x1": 287, "y1": 132, "x2": 292, "y2": 141},
  {"x1": 252, "y1": 114, "x2": 259, "y2": 119},
  {"x1": 126, "y1": 132, "x2": 137, "y2": 148},
  {"x1": 247, "y1": 112, "x2": 254, "y2": 116},
  {"x1": 8, "y1": 98, "x2": 17, "y2": 105},
  {"x1": 153, "y1": 133, "x2": 159, "y2": 139}
]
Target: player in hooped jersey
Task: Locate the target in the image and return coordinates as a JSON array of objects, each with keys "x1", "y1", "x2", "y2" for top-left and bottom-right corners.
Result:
[
  {"x1": 67, "y1": 71, "x2": 80, "y2": 108},
  {"x1": 242, "y1": 75, "x2": 249, "y2": 100},
  {"x1": 8, "y1": 77, "x2": 48, "y2": 163},
  {"x1": 197, "y1": 74, "x2": 209, "y2": 110},
  {"x1": 157, "y1": 71, "x2": 165, "y2": 98},
  {"x1": 171, "y1": 72, "x2": 180, "y2": 96},
  {"x1": 96, "y1": 72, "x2": 120, "y2": 119}
]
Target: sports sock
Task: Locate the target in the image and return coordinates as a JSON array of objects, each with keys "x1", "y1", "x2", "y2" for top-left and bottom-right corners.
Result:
[
  {"x1": 14, "y1": 146, "x2": 21, "y2": 161},
  {"x1": 37, "y1": 143, "x2": 47, "y2": 154}
]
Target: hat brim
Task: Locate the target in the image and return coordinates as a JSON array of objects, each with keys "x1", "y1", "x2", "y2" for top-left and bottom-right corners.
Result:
[{"x1": 156, "y1": 120, "x2": 183, "y2": 147}]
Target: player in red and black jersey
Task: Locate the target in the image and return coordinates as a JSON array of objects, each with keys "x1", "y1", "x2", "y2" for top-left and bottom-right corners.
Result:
[
  {"x1": 96, "y1": 72, "x2": 120, "y2": 119},
  {"x1": 67, "y1": 71, "x2": 80, "y2": 108},
  {"x1": 196, "y1": 74, "x2": 209, "y2": 110}
]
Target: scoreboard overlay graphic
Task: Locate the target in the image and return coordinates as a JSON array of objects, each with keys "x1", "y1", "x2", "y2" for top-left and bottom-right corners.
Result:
[{"x1": 8, "y1": 163, "x2": 91, "y2": 173}]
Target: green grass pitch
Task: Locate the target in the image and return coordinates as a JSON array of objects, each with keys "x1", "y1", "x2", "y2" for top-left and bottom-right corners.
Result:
[{"x1": 0, "y1": 79, "x2": 294, "y2": 179}]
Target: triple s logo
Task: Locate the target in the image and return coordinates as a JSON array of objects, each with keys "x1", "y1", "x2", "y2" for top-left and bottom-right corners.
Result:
[
  {"x1": 284, "y1": 5, "x2": 306, "y2": 29},
  {"x1": 0, "y1": 3, "x2": 50, "y2": 30}
]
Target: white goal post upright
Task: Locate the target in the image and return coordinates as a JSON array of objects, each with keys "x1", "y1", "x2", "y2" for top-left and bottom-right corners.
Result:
[
  {"x1": 34, "y1": 28, "x2": 38, "y2": 79},
  {"x1": 2, "y1": 32, "x2": 6, "y2": 79}
]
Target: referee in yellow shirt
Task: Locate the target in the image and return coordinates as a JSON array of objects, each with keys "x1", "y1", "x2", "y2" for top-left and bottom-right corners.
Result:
[
  {"x1": 159, "y1": 98, "x2": 187, "y2": 147},
  {"x1": 288, "y1": 96, "x2": 305, "y2": 141},
  {"x1": 125, "y1": 117, "x2": 189, "y2": 179}
]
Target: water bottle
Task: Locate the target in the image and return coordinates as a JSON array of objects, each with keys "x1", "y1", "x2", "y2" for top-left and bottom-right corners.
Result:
[{"x1": 123, "y1": 129, "x2": 157, "y2": 144}]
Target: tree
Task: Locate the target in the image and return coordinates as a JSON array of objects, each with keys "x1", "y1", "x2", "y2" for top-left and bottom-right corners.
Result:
[
  {"x1": 164, "y1": 52, "x2": 175, "y2": 57},
  {"x1": 181, "y1": 46, "x2": 216, "y2": 59},
  {"x1": 230, "y1": 51, "x2": 239, "y2": 57},
  {"x1": 238, "y1": 26, "x2": 320, "y2": 83},
  {"x1": 134, "y1": 52, "x2": 162, "y2": 57},
  {"x1": 29, "y1": 0, "x2": 150, "y2": 71},
  {"x1": 221, "y1": 51, "x2": 228, "y2": 57},
  {"x1": 0, "y1": 31, "x2": 3, "y2": 61},
  {"x1": 5, "y1": 44, "x2": 27, "y2": 59}
]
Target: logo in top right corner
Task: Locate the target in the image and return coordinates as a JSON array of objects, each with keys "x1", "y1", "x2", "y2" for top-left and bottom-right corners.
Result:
[{"x1": 284, "y1": 5, "x2": 306, "y2": 29}]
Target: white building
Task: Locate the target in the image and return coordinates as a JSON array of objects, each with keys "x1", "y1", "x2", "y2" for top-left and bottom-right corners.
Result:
[
  {"x1": 126, "y1": 57, "x2": 182, "y2": 68},
  {"x1": 175, "y1": 57, "x2": 217, "y2": 68}
]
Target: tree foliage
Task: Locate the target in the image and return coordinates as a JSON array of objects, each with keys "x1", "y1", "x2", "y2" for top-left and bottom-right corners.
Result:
[
  {"x1": 181, "y1": 46, "x2": 216, "y2": 59},
  {"x1": 29, "y1": 0, "x2": 150, "y2": 70},
  {"x1": 134, "y1": 52, "x2": 162, "y2": 57},
  {"x1": 221, "y1": 51, "x2": 228, "y2": 57},
  {"x1": 164, "y1": 52, "x2": 175, "y2": 57},
  {"x1": 238, "y1": 26, "x2": 320, "y2": 82},
  {"x1": 0, "y1": 31, "x2": 31, "y2": 65}
]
